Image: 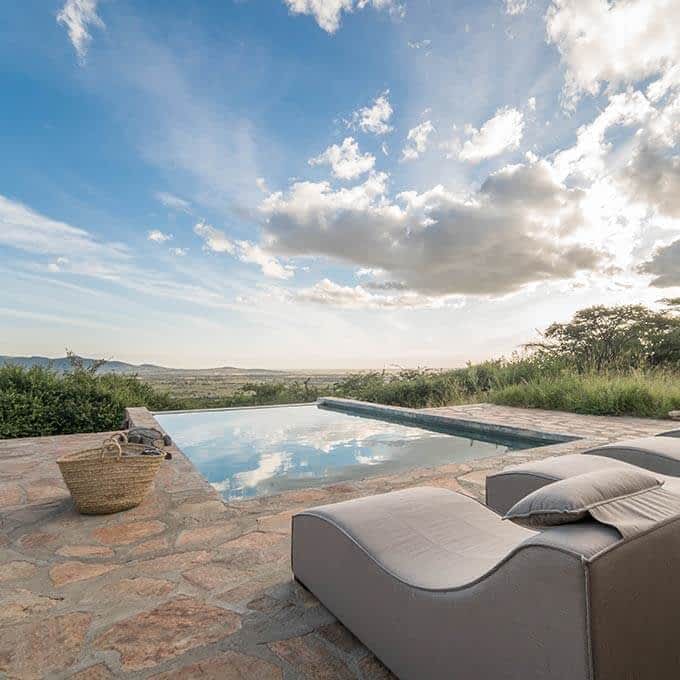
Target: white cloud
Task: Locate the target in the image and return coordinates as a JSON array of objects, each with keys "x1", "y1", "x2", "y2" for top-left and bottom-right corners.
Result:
[
  {"x1": 527, "y1": 96, "x2": 536, "y2": 112},
  {"x1": 408, "y1": 39, "x2": 431, "y2": 50},
  {"x1": 504, "y1": 0, "x2": 528, "y2": 15},
  {"x1": 155, "y1": 191, "x2": 191, "y2": 213},
  {"x1": 356, "y1": 267, "x2": 383, "y2": 278},
  {"x1": 0, "y1": 197, "x2": 246, "y2": 312},
  {"x1": 309, "y1": 137, "x2": 376, "y2": 180},
  {"x1": 169, "y1": 247, "x2": 188, "y2": 257},
  {"x1": 553, "y1": 90, "x2": 654, "y2": 182},
  {"x1": 401, "y1": 120, "x2": 435, "y2": 161},
  {"x1": 541, "y1": 59, "x2": 680, "y2": 285},
  {"x1": 118, "y1": 274, "x2": 236, "y2": 310},
  {"x1": 261, "y1": 161, "x2": 602, "y2": 298},
  {"x1": 147, "y1": 229, "x2": 173, "y2": 243},
  {"x1": 256, "y1": 177, "x2": 269, "y2": 193},
  {"x1": 193, "y1": 221, "x2": 292, "y2": 279},
  {"x1": 458, "y1": 107, "x2": 525, "y2": 162},
  {"x1": 56, "y1": 0, "x2": 104, "y2": 63},
  {"x1": 193, "y1": 221, "x2": 235, "y2": 254},
  {"x1": 647, "y1": 64, "x2": 680, "y2": 104},
  {"x1": 440, "y1": 125, "x2": 460, "y2": 159},
  {"x1": 618, "y1": 80, "x2": 680, "y2": 219},
  {"x1": 620, "y1": 146, "x2": 680, "y2": 220},
  {"x1": 548, "y1": 74, "x2": 680, "y2": 227},
  {"x1": 351, "y1": 91, "x2": 394, "y2": 135},
  {"x1": 283, "y1": 0, "x2": 404, "y2": 34},
  {"x1": 638, "y1": 238, "x2": 680, "y2": 288},
  {"x1": 236, "y1": 241, "x2": 294, "y2": 280},
  {"x1": 547, "y1": 0, "x2": 680, "y2": 108},
  {"x1": 0, "y1": 194, "x2": 128, "y2": 261},
  {"x1": 294, "y1": 278, "x2": 455, "y2": 309},
  {"x1": 47, "y1": 257, "x2": 70, "y2": 273}
]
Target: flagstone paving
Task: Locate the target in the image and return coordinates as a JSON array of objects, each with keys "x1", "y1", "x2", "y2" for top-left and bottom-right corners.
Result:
[{"x1": 0, "y1": 403, "x2": 672, "y2": 678}]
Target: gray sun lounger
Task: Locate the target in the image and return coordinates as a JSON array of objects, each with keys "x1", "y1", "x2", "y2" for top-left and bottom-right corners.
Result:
[
  {"x1": 487, "y1": 435, "x2": 680, "y2": 514},
  {"x1": 292, "y1": 486, "x2": 680, "y2": 680},
  {"x1": 584, "y1": 435, "x2": 680, "y2": 475},
  {"x1": 658, "y1": 428, "x2": 680, "y2": 438}
]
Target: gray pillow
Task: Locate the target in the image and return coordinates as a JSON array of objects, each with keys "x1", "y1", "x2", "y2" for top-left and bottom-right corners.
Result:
[{"x1": 504, "y1": 468, "x2": 663, "y2": 529}]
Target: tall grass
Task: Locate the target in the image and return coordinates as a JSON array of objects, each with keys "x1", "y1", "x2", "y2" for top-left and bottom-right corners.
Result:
[
  {"x1": 331, "y1": 363, "x2": 680, "y2": 418},
  {"x1": 490, "y1": 372, "x2": 680, "y2": 418},
  {"x1": 330, "y1": 358, "x2": 565, "y2": 408}
]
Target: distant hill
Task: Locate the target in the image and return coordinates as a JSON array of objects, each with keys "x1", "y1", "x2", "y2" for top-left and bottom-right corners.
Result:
[
  {"x1": 0, "y1": 355, "x2": 286, "y2": 376},
  {"x1": 0, "y1": 355, "x2": 165, "y2": 374}
]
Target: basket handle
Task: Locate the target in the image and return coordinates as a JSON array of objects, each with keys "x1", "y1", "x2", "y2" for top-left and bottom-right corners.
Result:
[{"x1": 101, "y1": 434, "x2": 124, "y2": 459}]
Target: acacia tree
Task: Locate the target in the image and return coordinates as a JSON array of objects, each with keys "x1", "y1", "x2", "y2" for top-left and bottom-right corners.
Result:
[
  {"x1": 526, "y1": 303, "x2": 680, "y2": 371},
  {"x1": 65, "y1": 349, "x2": 110, "y2": 374}
]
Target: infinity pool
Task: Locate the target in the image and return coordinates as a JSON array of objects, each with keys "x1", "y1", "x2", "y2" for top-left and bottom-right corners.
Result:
[{"x1": 156, "y1": 404, "x2": 544, "y2": 501}]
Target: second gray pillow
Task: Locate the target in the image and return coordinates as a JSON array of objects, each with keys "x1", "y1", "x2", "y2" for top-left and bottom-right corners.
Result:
[{"x1": 504, "y1": 467, "x2": 663, "y2": 529}]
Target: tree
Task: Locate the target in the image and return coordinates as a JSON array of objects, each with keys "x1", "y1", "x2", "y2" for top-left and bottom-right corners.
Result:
[
  {"x1": 526, "y1": 303, "x2": 680, "y2": 371},
  {"x1": 65, "y1": 349, "x2": 109, "y2": 375}
]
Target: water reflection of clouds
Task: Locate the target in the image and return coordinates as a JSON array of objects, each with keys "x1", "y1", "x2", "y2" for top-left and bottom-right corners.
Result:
[
  {"x1": 161, "y1": 407, "x2": 442, "y2": 457},
  {"x1": 355, "y1": 453, "x2": 389, "y2": 466},
  {"x1": 157, "y1": 405, "x2": 511, "y2": 500},
  {"x1": 232, "y1": 450, "x2": 293, "y2": 489}
]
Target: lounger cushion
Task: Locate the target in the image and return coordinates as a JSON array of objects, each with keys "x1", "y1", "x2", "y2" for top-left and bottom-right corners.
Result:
[
  {"x1": 295, "y1": 486, "x2": 536, "y2": 589},
  {"x1": 658, "y1": 429, "x2": 680, "y2": 438},
  {"x1": 486, "y1": 454, "x2": 635, "y2": 515},
  {"x1": 487, "y1": 453, "x2": 680, "y2": 516},
  {"x1": 584, "y1": 436, "x2": 680, "y2": 476},
  {"x1": 504, "y1": 468, "x2": 663, "y2": 530}
]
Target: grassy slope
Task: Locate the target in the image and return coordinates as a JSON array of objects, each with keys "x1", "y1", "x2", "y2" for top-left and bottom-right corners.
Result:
[
  {"x1": 329, "y1": 364, "x2": 680, "y2": 419},
  {"x1": 490, "y1": 372, "x2": 680, "y2": 418}
]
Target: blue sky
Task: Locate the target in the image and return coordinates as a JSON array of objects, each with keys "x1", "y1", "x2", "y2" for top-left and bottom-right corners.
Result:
[{"x1": 1, "y1": 0, "x2": 679, "y2": 368}]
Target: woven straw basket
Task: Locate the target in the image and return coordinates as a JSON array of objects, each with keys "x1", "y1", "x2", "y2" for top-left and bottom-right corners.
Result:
[{"x1": 57, "y1": 433, "x2": 166, "y2": 515}]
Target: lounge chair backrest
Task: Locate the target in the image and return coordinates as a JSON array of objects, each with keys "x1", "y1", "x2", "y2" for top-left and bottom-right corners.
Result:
[{"x1": 584, "y1": 436, "x2": 680, "y2": 476}]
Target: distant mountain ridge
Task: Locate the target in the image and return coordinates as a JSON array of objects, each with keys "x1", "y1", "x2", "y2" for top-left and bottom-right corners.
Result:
[
  {"x1": 0, "y1": 355, "x2": 284, "y2": 375},
  {"x1": 0, "y1": 355, "x2": 164, "y2": 373}
]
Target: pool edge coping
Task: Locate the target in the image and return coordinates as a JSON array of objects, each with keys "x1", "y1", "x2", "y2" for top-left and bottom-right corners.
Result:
[
  {"x1": 316, "y1": 397, "x2": 583, "y2": 445},
  {"x1": 151, "y1": 401, "x2": 316, "y2": 416}
]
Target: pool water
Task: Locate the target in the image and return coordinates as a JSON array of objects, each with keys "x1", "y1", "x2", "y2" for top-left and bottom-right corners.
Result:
[{"x1": 156, "y1": 404, "x2": 540, "y2": 501}]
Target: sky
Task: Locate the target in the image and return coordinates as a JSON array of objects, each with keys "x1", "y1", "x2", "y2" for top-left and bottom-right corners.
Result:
[{"x1": 1, "y1": 0, "x2": 679, "y2": 369}]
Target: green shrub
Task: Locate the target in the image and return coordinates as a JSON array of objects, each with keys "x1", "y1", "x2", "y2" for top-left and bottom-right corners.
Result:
[
  {"x1": 0, "y1": 365, "x2": 175, "y2": 438},
  {"x1": 0, "y1": 364, "x2": 326, "y2": 438},
  {"x1": 332, "y1": 369, "x2": 463, "y2": 408}
]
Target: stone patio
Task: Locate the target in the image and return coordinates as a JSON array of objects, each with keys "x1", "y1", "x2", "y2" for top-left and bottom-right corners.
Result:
[{"x1": 0, "y1": 403, "x2": 673, "y2": 679}]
